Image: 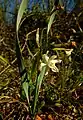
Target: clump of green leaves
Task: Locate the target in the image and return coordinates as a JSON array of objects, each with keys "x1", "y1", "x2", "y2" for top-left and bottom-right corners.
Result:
[
  {"x1": 16, "y1": 0, "x2": 83, "y2": 119},
  {"x1": 16, "y1": 0, "x2": 48, "y2": 119}
]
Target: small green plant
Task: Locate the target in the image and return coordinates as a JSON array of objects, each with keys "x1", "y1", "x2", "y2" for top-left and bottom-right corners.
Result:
[
  {"x1": 16, "y1": 0, "x2": 83, "y2": 119},
  {"x1": 16, "y1": 0, "x2": 48, "y2": 119}
]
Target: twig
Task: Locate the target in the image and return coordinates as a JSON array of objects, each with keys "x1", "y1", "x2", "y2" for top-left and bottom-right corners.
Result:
[
  {"x1": 74, "y1": 14, "x2": 83, "y2": 32},
  {"x1": 26, "y1": 29, "x2": 37, "y2": 39},
  {"x1": 26, "y1": 29, "x2": 37, "y2": 57},
  {"x1": 3, "y1": 41, "x2": 15, "y2": 53},
  {"x1": 0, "y1": 58, "x2": 17, "y2": 75},
  {"x1": 3, "y1": 109, "x2": 14, "y2": 120},
  {"x1": 0, "y1": 38, "x2": 4, "y2": 43}
]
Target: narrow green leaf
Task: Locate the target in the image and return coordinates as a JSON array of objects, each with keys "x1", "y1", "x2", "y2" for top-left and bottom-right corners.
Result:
[
  {"x1": 47, "y1": 8, "x2": 57, "y2": 35},
  {"x1": 55, "y1": 103, "x2": 62, "y2": 107},
  {"x1": 16, "y1": 35, "x2": 29, "y2": 102},
  {"x1": 0, "y1": 55, "x2": 9, "y2": 65},
  {"x1": 23, "y1": 82, "x2": 29, "y2": 103},
  {"x1": 33, "y1": 66, "x2": 46, "y2": 115},
  {"x1": 30, "y1": 58, "x2": 37, "y2": 81},
  {"x1": 59, "y1": 0, "x2": 64, "y2": 6},
  {"x1": 16, "y1": 39, "x2": 25, "y2": 74},
  {"x1": 0, "y1": 112, "x2": 3, "y2": 120},
  {"x1": 16, "y1": 0, "x2": 28, "y2": 32},
  {"x1": 16, "y1": 0, "x2": 30, "y2": 113},
  {"x1": 53, "y1": 48, "x2": 67, "y2": 51}
]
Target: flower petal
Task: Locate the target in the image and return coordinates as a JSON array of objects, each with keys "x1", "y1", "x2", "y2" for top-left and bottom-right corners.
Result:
[
  {"x1": 48, "y1": 60, "x2": 56, "y2": 68},
  {"x1": 51, "y1": 66, "x2": 59, "y2": 72},
  {"x1": 42, "y1": 54, "x2": 49, "y2": 63},
  {"x1": 48, "y1": 60, "x2": 62, "y2": 68},
  {"x1": 65, "y1": 49, "x2": 73, "y2": 56}
]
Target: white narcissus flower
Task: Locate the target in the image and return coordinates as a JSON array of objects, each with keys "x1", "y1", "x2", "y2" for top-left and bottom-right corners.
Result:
[
  {"x1": 65, "y1": 49, "x2": 73, "y2": 61},
  {"x1": 65, "y1": 49, "x2": 73, "y2": 56},
  {"x1": 39, "y1": 54, "x2": 62, "y2": 74},
  {"x1": 43, "y1": 54, "x2": 49, "y2": 63},
  {"x1": 48, "y1": 59, "x2": 62, "y2": 72}
]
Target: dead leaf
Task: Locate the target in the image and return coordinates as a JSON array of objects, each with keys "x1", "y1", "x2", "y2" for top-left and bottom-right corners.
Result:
[
  {"x1": 35, "y1": 115, "x2": 42, "y2": 120},
  {"x1": 71, "y1": 41, "x2": 76, "y2": 47},
  {"x1": 48, "y1": 114, "x2": 53, "y2": 120}
]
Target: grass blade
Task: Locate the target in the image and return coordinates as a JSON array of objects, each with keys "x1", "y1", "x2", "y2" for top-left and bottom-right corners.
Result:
[
  {"x1": 16, "y1": 0, "x2": 28, "y2": 32},
  {"x1": 0, "y1": 55, "x2": 9, "y2": 65},
  {"x1": 32, "y1": 65, "x2": 46, "y2": 115},
  {"x1": 47, "y1": 8, "x2": 57, "y2": 35}
]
